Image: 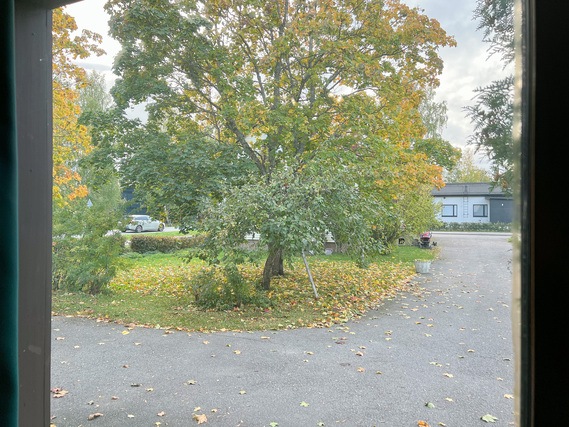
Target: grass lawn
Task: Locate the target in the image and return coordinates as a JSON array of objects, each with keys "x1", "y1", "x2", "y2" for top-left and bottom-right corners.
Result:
[{"x1": 52, "y1": 245, "x2": 439, "y2": 332}]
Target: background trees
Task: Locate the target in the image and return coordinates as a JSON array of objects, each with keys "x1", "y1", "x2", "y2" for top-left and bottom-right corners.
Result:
[
  {"x1": 104, "y1": 0, "x2": 457, "y2": 288},
  {"x1": 465, "y1": 0, "x2": 514, "y2": 190},
  {"x1": 52, "y1": 7, "x2": 126, "y2": 294}
]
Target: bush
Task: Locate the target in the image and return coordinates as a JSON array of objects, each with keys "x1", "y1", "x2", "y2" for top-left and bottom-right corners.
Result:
[
  {"x1": 52, "y1": 180, "x2": 126, "y2": 294},
  {"x1": 130, "y1": 234, "x2": 205, "y2": 254},
  {"x1": 431, "y1": 222, "x2": 511, "y2": 232},
  {"x1": 188, "y1": 264, "x2": 270, "y2": 310}
]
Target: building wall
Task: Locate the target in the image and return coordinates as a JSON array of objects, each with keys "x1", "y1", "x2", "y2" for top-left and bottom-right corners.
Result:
[{"x1": 434, "y1": 195, "x2": 492, "y2": 223}]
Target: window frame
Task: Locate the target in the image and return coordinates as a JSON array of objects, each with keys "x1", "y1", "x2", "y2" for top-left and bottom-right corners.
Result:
[
  {"x1": 441, "y1": 204, "x2": 458, "y2": 217},
  {"x1": 8, "y1": 0, "x2": 562, "y2": 425},
  {"x1": 473, "y1": 204, "x2": 488, "y2": 217}
]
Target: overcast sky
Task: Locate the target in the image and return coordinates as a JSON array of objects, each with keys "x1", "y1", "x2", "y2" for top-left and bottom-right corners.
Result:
[{"x1": 66, "y1": 0, "x2": 513, "y2": 169}]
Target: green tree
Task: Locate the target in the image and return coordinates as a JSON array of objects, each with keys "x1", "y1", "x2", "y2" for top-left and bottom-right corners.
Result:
[
  {"x1": 465, "y1": 0, "x2": 514, "y2": 190},
  {"x1": 445, "y1": 147, "x2": 491, "y2": 183},
  {"x1": 52, "y1": 179, "x2": 126, "y2": 294},
  {"x1": 105, "y1": 0, "x2": 456, "y2": 288},
  {"x1": 78, "y1": 70, "x2": 113, "y2": 115}
]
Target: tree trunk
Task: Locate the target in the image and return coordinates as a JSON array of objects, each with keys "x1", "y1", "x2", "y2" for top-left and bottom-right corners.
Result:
[{"x1": 261, "y1": 246, "x2": 284, "y2": 290}]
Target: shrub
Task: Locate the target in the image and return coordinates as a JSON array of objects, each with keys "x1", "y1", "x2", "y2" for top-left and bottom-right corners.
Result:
[
  {"x1": 130, "y1": 234, "x2": 205, "y2": 254},
  {"x1": 52, "y1": 180, "x2": 126, "y2": 294},
  {"x1": 188, "y1": 264, "x2": 269, "y2": 310},
  {"x1": 431, "y1": 222, "x2": 511, "y2": 232}
]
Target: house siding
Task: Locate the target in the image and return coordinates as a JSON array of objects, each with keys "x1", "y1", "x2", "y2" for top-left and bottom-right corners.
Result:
[{"x1": 432, "y1": 183, "x2": 512, "y2": 224}]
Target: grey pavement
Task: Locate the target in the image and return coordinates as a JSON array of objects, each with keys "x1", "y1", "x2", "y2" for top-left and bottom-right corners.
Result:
[{"x1": 51, "y1": 232, "x2": 515, "y2": 427}]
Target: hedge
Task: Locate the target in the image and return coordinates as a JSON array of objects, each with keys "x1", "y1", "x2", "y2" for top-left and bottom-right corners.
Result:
[
  {"x1": 431, "y1": 222, "x2": 511, "y2": 232},
  {"x1": 130, "y1": 234, "x2": 205, "y2": 254}
]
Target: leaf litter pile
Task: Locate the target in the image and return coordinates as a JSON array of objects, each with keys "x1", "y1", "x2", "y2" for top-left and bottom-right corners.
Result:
[{"x1": 96, "y1": 259, "x2": 417, "y2": 330}]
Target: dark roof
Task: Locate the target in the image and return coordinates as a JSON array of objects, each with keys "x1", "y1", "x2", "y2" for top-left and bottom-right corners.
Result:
[{"x1": 431, "y1": 182, "x2": 507, "y2": 197}]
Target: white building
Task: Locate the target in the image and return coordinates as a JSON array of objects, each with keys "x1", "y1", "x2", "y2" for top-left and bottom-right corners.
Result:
[{"x1": 432, "y1": 182, "x2": 513, "y2": 224}]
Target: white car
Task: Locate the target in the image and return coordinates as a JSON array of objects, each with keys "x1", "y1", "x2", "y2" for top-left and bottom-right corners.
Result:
[{"x1": 124, "y1": 215, "x2": 165, "y2": 233}]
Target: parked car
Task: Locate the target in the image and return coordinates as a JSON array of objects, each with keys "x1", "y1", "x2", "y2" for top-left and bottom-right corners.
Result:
[{"x1": 124, "y1": 215, "x2": 165, "y2": 233}]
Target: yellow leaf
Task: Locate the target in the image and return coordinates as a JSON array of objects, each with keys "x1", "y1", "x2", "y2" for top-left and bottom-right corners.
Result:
[{"x1": 193, "y1": 413, "x2": 207, "y2": 424}]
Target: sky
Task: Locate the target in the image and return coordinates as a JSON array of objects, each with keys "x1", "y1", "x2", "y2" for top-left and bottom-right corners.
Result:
[{"x1": 66, "y1": 0, "x2": 513, "y2": 169}]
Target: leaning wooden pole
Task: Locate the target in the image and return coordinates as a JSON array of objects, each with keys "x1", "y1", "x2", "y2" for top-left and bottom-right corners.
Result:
[{"x1": 302, "y1": 250, "x2": 319, "y2": 299}]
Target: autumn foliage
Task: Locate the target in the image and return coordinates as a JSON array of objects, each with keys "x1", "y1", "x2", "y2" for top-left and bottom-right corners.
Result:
[{"x1": 52, "y1": 7, "x2": 104, "y2": 205}]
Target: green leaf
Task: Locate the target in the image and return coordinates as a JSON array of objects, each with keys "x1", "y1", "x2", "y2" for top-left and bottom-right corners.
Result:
[
  {"x1": 269, "y1": 423, "x2": 279, "y2": 427},
  {"x1": 425, "y1": 402, "x2": 435, "y2": 408},
  {"x1": 481, "y1": 414, "x2": 498, "y2": 423},
  {"x1": 300, "y1": 401, "x2": 309, "y2": 407}
]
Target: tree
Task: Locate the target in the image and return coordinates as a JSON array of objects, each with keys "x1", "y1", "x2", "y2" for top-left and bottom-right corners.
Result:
[
  {"x1": 465, "y1": 0, "x2": 514, "y2": 190},
  {"x1": 52, "y1": 7, "x2": 105, "y2": 205},
  {"x1": 445, "y1": 147, "x2": 491, "y2": 183},
  {"x1": 78, "y1": 70, "x2": 114, "y2": 115},
  {"x1": 105, "y1": 0, "x2": 457, "y2": 288}
]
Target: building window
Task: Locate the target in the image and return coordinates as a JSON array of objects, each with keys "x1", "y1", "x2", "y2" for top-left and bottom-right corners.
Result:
[
  {"x1": 442, "y1": 204, "x2": 458, "y2": 217},
  {"x1": 473, "y1": 204, "x2": 488, "y2": 217}
]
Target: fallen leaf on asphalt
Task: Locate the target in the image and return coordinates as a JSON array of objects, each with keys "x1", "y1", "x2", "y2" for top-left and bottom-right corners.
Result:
[
  {"x1": 131, "y1": 383, "x2": 142, "y2": 387},
  {"x1": 239, "y1": 390, "x2": 246, "y2": 394},
  {"x1": 355, "y1": 351, "x2": 364, "y2": 356},
  {"x1": 357, "y1": 367, "x2": 365, "y2": 372},
  {"x1": 88, "y1": 413, "x2": 103, "y2": 420},
  {"x1": 127, "y1": 414, "x2": 135, "y2": 418},
  {"x1": 443, "y1": 373, "x2": 454, "y2": 378},
  {"x1": 425, "y1": 402, "x2": 435, "y2": 408},
  {"x1": 122, "y1": 331, "x2": 130, "y2": 335},
  {"x1": 50, "y1": 387, "x2": 68, "y2": 398},
  {"x1": 185, "y1": 380, "x2": 197, "y2": 385},
  {"x1": 418, "y1": 421, "x2": 430, "y2": 426},
  {"x1": 202, "y1": 341, "x2": 210, "y2": 344},
  {"x1": 481, "y1": 414, "x2": 498, "y2": 423},
  {"x1": 269, "y1": 423, "x2": 278, "y2": 427},
  {"x1": 146, "y1": 388, "x2": 154, "y2": 392},
  {"x1": 56, "y1": 337, "x2": 64, "y2": 340},
  {"x1": 300, "y1": 401, "x2": 310, "y2": 407},
  {"x1": 234, "y1": 350, "x2": 241, "y2": 354},
  {"x1": 445, "y1": 398, "x2": 453, "y2": 402},
  {"x1": 261, "y1": 337, "x2": 270, "y2": 340},
  {"x1": 157, "y1": 411, "x2": 165, "y2": 416},
  {"x1": 193, "y1": 413, "x2": 207, "y2": 424},
  {"x1": 122, "y1": 364, "x2": 130, "y2": 368},
  {"x1": 111, "y1": 396, "x2": 119, "y2": 400},
  {"x1": 504, "y1": 394, "x2": 514, "y2": 399}
]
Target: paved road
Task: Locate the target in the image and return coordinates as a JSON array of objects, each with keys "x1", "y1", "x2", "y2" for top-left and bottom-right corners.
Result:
[{"x1": 51, "y1": 233, "x2": 515, "y2": 426}]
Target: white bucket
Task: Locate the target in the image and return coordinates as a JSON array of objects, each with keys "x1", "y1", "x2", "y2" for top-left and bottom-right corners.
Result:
[{"x1": 414, "y1": 260, "x2": 431, "y2": 274}]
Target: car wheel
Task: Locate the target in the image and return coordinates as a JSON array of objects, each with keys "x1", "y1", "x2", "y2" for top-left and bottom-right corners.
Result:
[
  {"x1": 158, "y1": 224, "x2": 165, "y2": 232},
  {"x1": 135, "y1": 225, "x2": 142, "y2": 233}
]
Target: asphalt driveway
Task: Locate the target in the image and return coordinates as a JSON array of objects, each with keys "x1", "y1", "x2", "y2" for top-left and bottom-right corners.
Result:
[{"x1": 51, "y1": 232, "x2": 515, "y2": 426}]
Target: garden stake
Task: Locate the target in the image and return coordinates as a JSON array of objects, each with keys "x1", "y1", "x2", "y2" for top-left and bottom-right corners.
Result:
[{"x1": 302, "y1": 250, "x2": 319, "y2": 299}]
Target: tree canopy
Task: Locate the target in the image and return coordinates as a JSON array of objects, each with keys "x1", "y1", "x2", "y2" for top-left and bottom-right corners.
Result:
[
  {"x1": 104, "y1": 0, "x2": 457, "y2": 287},
  {"x1": 52, "y1": 7, "x2": 105, "y2": 205}
]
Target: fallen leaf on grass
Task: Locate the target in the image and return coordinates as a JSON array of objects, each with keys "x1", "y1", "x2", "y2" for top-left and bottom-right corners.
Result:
[
  {"x1": 88, "y1": 413, "x2": 103, "y2": 420},
  {"x1": 481, "y1": 414, "x2": 498, "y2": 423},
  {"x1": 193, "y1": 413, "x2": 207, "y2": 424}
]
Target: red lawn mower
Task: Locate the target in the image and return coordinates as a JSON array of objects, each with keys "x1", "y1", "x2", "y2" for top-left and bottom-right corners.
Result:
[{"x1": 418, "y1": 231, "x2": 436, "y2": 249}]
